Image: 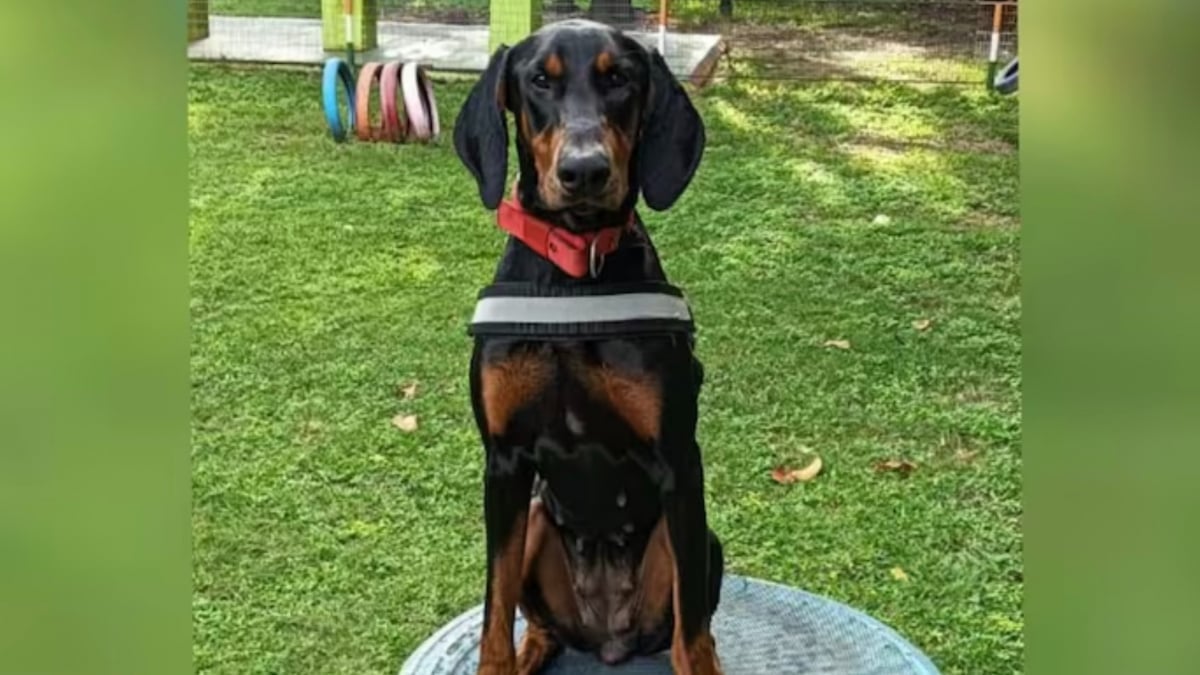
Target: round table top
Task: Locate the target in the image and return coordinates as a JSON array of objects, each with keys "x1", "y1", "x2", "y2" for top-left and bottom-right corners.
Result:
[{"x1": 400, "y1": 575, "x2": 940, "y2": 675}]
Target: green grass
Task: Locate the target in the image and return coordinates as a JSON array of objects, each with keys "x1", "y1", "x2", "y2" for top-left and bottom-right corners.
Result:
[{"x1": 190, "y1": 63, "x2": 1020, "y2": 674}]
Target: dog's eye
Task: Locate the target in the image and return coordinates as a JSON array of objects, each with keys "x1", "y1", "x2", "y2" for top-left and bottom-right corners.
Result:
[
  {"x1": 604, "y1": 71, "x2": 629, "y2": 88},
  {"x1": 531, "y1": 73, "x2": 551, "y2": 90}
]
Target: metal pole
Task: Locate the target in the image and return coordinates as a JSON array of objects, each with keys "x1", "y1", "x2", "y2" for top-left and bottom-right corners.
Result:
[
  {"x1": 658, "y1": 0, "x2": 668, "y2": 54},
  {"x1": 986, "y1": 2, "x2": 1004, "y2": 91}
]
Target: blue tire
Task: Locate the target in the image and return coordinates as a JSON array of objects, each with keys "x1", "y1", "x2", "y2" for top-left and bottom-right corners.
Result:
[{"x1": 323, "y1": 58, "x2": 356, "y2": 142}]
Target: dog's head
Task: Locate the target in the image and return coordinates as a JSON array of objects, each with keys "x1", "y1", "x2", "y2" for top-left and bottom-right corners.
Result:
[{"x1": 454, "y1": 20, "x2": 705, "y2": 229}]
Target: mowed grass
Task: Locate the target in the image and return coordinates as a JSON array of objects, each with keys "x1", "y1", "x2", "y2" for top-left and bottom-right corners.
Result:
[{"x1": 190, "y1": 63, "x2": 1020, "y2": 674}]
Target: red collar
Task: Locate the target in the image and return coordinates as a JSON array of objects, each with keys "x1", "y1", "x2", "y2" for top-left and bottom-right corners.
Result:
[{"x1": 496, "y1": 189, "x2": 632, "y2": 279}]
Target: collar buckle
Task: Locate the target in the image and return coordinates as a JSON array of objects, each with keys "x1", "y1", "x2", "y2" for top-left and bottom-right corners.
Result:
[{"x1": 588, "y1": 238, "x2": 605, "y2": 278}]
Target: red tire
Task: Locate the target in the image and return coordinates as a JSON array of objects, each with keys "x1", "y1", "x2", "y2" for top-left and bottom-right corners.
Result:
[
  {"x1": 380, "y1": 61, "x2": 408, "y2": 143},
  {"x1": 354, "y1": 61, "x2": 385, "y2": 142}
]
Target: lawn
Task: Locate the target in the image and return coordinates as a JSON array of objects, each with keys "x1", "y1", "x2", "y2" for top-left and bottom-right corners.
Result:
[{"x1": 190, "y1": 62, "x2": 1020, "y2": 674}]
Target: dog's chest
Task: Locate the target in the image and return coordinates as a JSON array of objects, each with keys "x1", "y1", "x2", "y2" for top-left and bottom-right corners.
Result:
[
  {"x1": 530, "y1": 405, "x2": 665, "y2": 542},
  {"x1": 481, "y1": 338, "x2": 677, "y2": 535}
]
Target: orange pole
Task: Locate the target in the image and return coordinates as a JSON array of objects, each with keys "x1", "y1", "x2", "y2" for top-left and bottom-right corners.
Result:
[
  {"x1": 658, "y1": 0, "x2": 668, "y2": 53},
  {"x1": 989, "y1": 2, "x2": 1004, "y2": 63},
  {"x1": 343, "y1": 0, "x2": 356, "y2": 65},
  {"x1": 986, "y1": 2, "x2": 1005, "y2": 90}
]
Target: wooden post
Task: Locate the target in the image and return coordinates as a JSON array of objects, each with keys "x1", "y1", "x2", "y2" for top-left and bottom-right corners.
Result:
[
  {"x1": 322, "y1": 0, "x2": 378, "y2": 52},
  {"x1": 490, "y1": 0, "x2": 540, "y2": 53},
  {"x1": 188, "y1": 0, "x2": 209, "y2": 43}
]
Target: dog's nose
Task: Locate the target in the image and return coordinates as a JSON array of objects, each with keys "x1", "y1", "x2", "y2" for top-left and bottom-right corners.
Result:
[{"x1": 557, "y1": 151, "x2": 611, "y2": 196}]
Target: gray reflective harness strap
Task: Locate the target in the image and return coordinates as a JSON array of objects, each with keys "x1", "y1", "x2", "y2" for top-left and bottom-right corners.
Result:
[
  {"x1": 473, "y1": 293, "x2": 692, "y2": 324},
  {"x1": 468, "y1": 282, "x2": 695, "y2": 339}
]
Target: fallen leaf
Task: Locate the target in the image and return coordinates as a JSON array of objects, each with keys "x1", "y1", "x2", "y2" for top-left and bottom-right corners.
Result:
[
  {"x1": 954, "y1": 449, "x2": 980, "y2": 464},
  {"x1": 771, "y1": 455, "x2": 823, "y2": 484},
  {"x1": 391, "y1": 414, "x2": 419, "y2": 432},
  {"x1": 399, "y1": 382, "x2": 419, "y2": 400},
  {"x1": 890, "y1": 566, "x2": 910, "y2": 582},
  {"x1": 873, "y1": 458, "x2": 917, "y2": 477},
  {"x1": 912, "y1": 318, "x2": 933, "y2": 332},
  {"x1": 823, "y1": 339, "x2": 852, "y2": 350}
]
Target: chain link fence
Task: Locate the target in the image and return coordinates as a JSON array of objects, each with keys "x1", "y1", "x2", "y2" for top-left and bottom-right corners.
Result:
[
  {"x1": 686, "y1": 0, "x2": 1019, "y2": 83},
  {"x1": 188, "y1": 0, "x2": 1018, "y2": 85}
]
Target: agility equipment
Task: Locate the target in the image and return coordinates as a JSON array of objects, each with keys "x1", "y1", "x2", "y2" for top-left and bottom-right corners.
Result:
[
  {"x1": 994, "y1": 57, "x2": 1018, "y2": 95},
  {"x1": 985, "y1": 1, "x2": 1016, "y2": 92},
  {"x1": 322, "y1": 58, "x2": 356, "y2": 142},
  {"x1": 321, "y1": 0, "x2": 377, "y2": 54},
  {"x1": 401, "y1": 63, "x2": 440, "y2": 142},
  {"x1": 355, "y1": 61, "x2": 386, "y2": 141},
  {"x1": 380, "y1": 61, "x2": 409, "y2": 143},
  {"x1": 322, "y1": 59, "x2": 437, "y2": 145}
]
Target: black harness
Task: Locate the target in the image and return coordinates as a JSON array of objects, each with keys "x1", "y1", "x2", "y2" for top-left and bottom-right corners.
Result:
[
  {"x1": 468, "y1": 281, "x2": 696, "y2": 554},
  {"x1": 468, "y1": 281, "x2": 696, "y2": 340}
]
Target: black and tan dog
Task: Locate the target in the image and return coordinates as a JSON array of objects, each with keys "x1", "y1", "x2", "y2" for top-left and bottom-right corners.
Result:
[{"x1": 454, "y1": 19, "x2": 723, "y2": 675}]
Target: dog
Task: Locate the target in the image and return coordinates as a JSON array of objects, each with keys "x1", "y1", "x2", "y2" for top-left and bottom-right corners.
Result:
[{"x1": 454, "y1": 19, "x2": 724, "y2": 675}]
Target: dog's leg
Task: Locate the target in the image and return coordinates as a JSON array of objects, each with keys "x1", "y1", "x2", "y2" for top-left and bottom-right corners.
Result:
[
  {"x1": 473, "y1": 346, "x2": 553, "y2": 675},
  {"x1": 636, "y1": 517, "x2": 674, "y2": 633},
  {"x1": 661, "y1": 450, "x2": 722, "y2": 675},
  {"x1": 637, "y1": 520, "x2": 725, "y2": 657},
  {"x1": 516, "y1": 500, "x2": 572, "y2": 675},
  {"x1": 579, "y1": 347, "x2": 722, "y2": 674},
  {"x1": 478, "y1": 456, "x2": 534, "y2": 675},
  {"x1": 658, "y1": 358, "x2": 722, "y2": 675},
  {"x1": 706, "y1": 529, "x2": 725, "y2": 616},
  {"x1": 515, "y1": 624, "x2": 558, "y2": 675}
]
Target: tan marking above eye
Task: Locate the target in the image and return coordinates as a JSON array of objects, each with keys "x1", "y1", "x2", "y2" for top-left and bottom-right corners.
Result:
[
  {"x1": 544, "y1": 53, "x2": 564, "y2": 77},
  {"x1": 595, "y1": 51, "x2": 614, "y2": 74}
]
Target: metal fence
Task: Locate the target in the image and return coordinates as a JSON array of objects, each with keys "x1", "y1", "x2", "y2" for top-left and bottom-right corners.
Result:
[
  {"x1": 187, "y1": 0, "x2": 1018, "y2": 85},
  {"x1": 690, "y1": 0, "x2": 1020, "y2": 83}
]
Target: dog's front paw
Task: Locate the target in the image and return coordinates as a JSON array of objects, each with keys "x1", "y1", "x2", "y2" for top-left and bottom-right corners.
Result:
[
  {"x1": 516, "y1": 625, "x2": 561, "y2": 675},
  {"x1": 477, "y1": 660, "x2": 516, "y2": 675},
  {"x1": 671, "y1": 633, "x2": 723, "y2": 675}
]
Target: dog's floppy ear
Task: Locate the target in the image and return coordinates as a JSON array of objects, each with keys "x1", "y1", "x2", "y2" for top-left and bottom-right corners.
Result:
[
  {"x1": 454, "y1": 46, "x2": 511, "y2": 209},
  {"x1": 636, "y1": 49, "x2": 706, "y2": 211}
]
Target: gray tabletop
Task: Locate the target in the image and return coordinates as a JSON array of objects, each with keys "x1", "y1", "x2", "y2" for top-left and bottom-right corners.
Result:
[{"x1": 400, "y1": 575, "x2": 940, "y2": 675}]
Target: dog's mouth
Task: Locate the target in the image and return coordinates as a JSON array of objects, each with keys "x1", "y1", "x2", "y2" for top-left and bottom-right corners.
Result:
[
  {"x1": 568, "y1": 203, "x2": 600, "y2": 216},
  {"x1": 551, "y1": 187, "x2": 628, "y2": 221},
  {"x1": 537, "y1": 173, "x2": 627, "y2": 214},
  {"x1": 551, "y1": 189, "x2": 620, "y2": 210},
  {"x1": 558, "y1": 204, "x2": 625, "y2": 232},
  {"x1": 597, "y1": 636, "x2": 636, "y2": 665}
]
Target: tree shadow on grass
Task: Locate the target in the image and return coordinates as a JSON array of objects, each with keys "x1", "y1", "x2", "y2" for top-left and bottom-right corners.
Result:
[{"x1": 684, "y1": 79, "x2": 1017, "y2": 230}]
